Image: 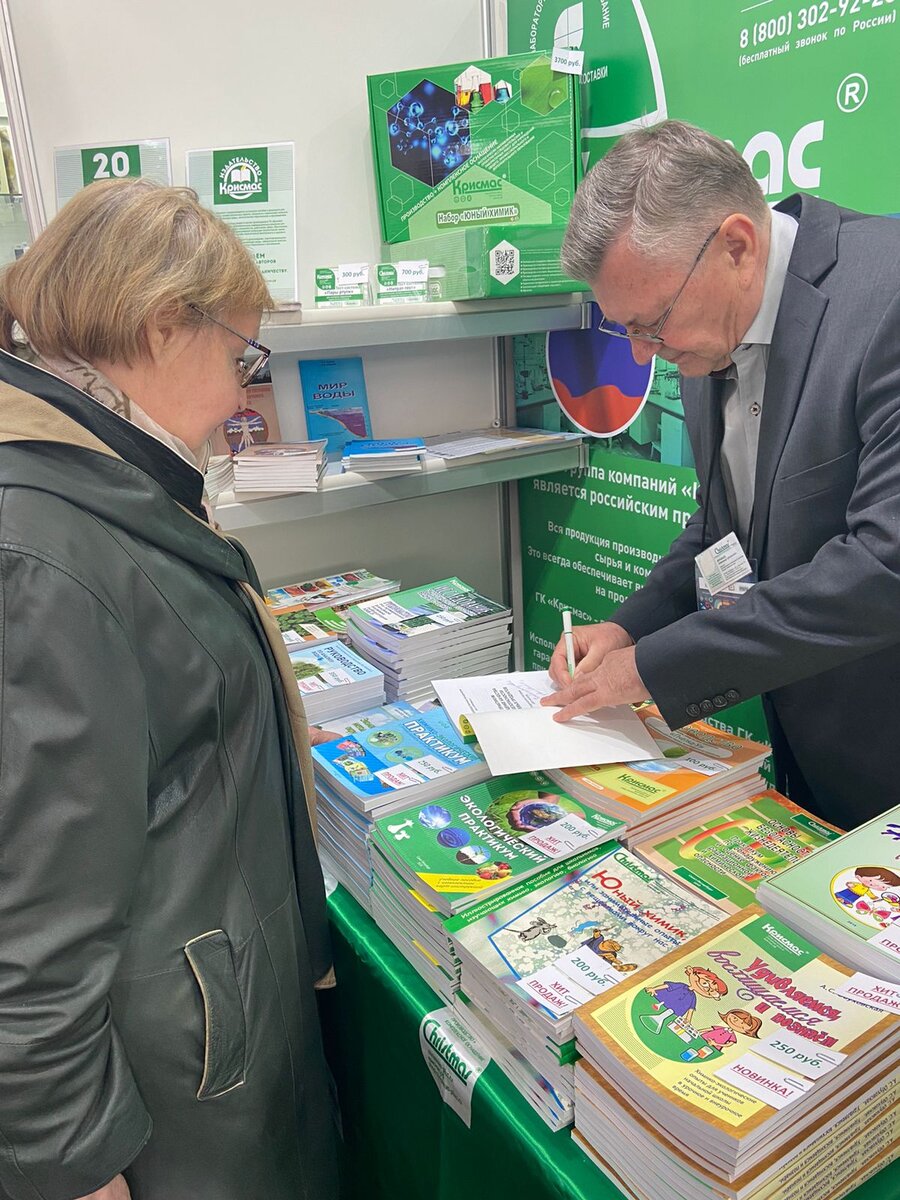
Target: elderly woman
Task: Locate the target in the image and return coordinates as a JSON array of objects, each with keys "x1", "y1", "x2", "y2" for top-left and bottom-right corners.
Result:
[{"x1": 0, "y1": 180, "x2": 339, "y2": 1200}]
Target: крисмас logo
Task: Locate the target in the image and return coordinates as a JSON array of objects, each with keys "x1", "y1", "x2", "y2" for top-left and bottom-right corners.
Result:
[{"x1": 213, "y1": 148, "x2": 269, "y2": 205}]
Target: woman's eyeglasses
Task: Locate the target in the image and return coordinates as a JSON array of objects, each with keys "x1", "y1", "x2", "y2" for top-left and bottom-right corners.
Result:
[{"x1": 188, "y1": 304, "x2": 271, "y2": 387}]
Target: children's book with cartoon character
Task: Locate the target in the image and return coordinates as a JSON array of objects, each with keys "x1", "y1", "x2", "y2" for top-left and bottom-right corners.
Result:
[
  {"x1": 573, "y1": 906, "x2": 899, "y2": 1164},
  {"x1": 370, "y1": 772, "x2": 625, "y2": 915},
  {"x1": 446, "y1": 843, "x2": 723, "y2": 1038},
  {"x1": 633, "y1": 789, "x2": 842, "y2": 915},
  {"x1": 758, "y1": 804, "x2": 900, "y2": 984}
]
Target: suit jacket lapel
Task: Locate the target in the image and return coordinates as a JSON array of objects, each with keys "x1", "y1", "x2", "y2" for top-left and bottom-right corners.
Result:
[
  {"x1": 749, "y1": 192, "x2": 840, "y2": 565},
  {"x1": 750, "y1": 274, "x2": 828, "y2": 564}
]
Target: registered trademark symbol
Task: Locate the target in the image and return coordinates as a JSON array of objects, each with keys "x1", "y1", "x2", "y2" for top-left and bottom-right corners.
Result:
[{"x1": 837, "y1": 73, "x2": 868, "y2": 113}]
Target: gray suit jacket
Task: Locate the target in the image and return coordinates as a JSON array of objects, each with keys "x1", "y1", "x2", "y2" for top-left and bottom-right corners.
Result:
[{"x1": 611, "y1": 194, "x2": 900, "y2": 827}]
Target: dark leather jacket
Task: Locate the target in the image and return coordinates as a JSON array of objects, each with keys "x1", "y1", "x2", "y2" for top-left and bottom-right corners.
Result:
[{"x1": 0, "y1": 351, "x2": 339, "y2": 1199}]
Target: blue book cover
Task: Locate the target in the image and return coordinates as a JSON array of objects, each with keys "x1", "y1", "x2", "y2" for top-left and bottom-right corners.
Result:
[
  {"x1": 287, "y1": 641, "x2": 384, "y2": 696},
  {"x1": 299, "y1": 357, "x2": 372, "y2": 455},
  {"x1": 312, "y1": 707, "x2": 487, "y2": 811}
]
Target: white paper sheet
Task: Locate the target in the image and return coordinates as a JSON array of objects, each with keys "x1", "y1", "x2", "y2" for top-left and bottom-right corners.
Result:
[
  {"x1": 432, "y1": 671, "x2": 554, "y2": 738},
  {"x1": 465, "y1": 704, "x2": 658, "y2": 775}
]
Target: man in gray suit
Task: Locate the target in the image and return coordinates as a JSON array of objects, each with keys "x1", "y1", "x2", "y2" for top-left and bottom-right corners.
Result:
[{"x1": 544, "y1": 120, "x2": 900, "y2": 828}]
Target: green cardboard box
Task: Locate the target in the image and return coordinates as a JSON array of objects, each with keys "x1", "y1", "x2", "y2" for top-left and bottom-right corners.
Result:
[
  {"x1": 386, "y1": 225, "x2": 589, "y2": 300},
  {"x1": 368, "y1": 52, "x2": 582, "y2": 245}
]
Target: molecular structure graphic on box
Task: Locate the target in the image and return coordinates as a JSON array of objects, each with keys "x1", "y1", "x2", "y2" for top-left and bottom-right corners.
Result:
[{"x1": 386, "y1": 67, "x2": 513, "y2": 188}]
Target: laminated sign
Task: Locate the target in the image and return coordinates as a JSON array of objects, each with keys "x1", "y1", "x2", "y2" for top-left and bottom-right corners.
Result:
[
  {"x1": 418, "y1": 1006, "x2": 490, "y2": 1126},
  {"x1": 186, "y1": 142, "x2": 298, "y2": 302}
]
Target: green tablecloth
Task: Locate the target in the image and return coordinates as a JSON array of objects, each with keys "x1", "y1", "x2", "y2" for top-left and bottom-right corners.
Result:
[{"x1": 324, "y1": 887, "x2": 899, "y2": 1200}]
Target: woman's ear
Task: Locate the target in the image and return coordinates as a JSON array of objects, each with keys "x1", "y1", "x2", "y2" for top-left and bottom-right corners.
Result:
[{"x1": 144, "y1": 304, "x2": 195, "y2": 366}]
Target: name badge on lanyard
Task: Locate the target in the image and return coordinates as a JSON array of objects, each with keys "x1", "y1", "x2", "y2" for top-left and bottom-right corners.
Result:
[{"x1": 695, "y1": 531, "x2": 757, "y2": 611}]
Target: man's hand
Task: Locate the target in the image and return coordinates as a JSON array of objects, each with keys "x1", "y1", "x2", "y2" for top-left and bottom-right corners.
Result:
[
  {"x1": 309, "y1": 726, "x2": 341, "y2": 746},
  {"x1": 77, "y1": 1175, "x2": 131, "y2": 1200},
  {"x1": 547, "y1": 620, "x2": 634, "y2": 688},
  {"x1": 541, "y1": 644, "x2": 650, "y2": 722}
]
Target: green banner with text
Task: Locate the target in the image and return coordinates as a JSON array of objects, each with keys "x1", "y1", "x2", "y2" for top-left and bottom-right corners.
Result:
[{"x1": 509, "y1": 0, "x2": 900, "y2": 752}]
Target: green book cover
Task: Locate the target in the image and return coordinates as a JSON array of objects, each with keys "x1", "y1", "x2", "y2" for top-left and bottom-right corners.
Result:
[
  {"x1": 758, "y1": 805, "x2": 900, "y2": 950},
  {"x1": 274, "y1": 606, "x2": 346, "y2": 648},
  {"x1": 372, "y1": 772, "x2": 624, "y2": 915},
  {"x1": 349, "y1": 577, "x2": 510, "y2": 642},
  {"x1": 633, "y1": 789, "x2": 841, "y2": 914},
  {"x1": 447, "y1": 844, "x2": 723, "y2": 1027}
]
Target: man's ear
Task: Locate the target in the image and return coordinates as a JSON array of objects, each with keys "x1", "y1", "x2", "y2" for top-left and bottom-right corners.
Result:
[{"x1": 720, "y1": 212, "x2": 762, "y2": 276}]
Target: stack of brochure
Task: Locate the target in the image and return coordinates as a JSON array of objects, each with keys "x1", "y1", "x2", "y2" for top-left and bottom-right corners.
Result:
[
  {"x1": 312, "y1": 703, "x2": 489, "y2": 909},
  {"x1": 369, "y1": 848, "x2": 461, "y2": 1001},
  {"x1": 287, "y1": 642, "x2": 384, "y2": 724},
  {"x1": 347, "y1": 577, "x2": 512, "y2": 703},
  {"x1": 370, "y1": 772, "x2": 625, "y2": 917},
  {"x1": 204, "y1": 453, "x2": 234, "y2": 502},
  {"x1": 571, "y1": 906, "x2": 900, "y2": 1200},
  {"x1": 446, "y1": 841, "x2": 723, "y2": 1125},
  {"x1": 424, "y1": 427, "x2": 581, "y2": 465},
  {"x1": 547, "y1": 705, "x2": 769, "y2": 841},
  {"x1": 757, "y1": 804, "x2": 900, "y2": 984},
  {"x1": 232, "y1": 440, "x2": 328, "y2": 493},
  {"x1": 265, "y1": 568, "x2": 400, "y2": 615},
  {"x1": 341, "y1": 437, "x2": 426, "y2": 476},
  {"x1": 631, "y1": 788, "x2": 842, "y2": 915},
  {"x1": 313, "y1": 702, "x2": 419, "y2": 910},
  {"x1": 453, "y1": 994, "x2": 575, "y2": 1132},
  {"x1": 274, "y1": 607, "x2": 344, "y2": 651},
  {"x1": 366, "y1": 772, "x2": 625, "y2": 1004}
]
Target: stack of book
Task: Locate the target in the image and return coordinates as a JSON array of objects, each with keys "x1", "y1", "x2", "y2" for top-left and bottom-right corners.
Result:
[
  {"x1": 631, "y1": 788, "x2": 842, "y2": 915},
  {"x1": 347, "y1": 577, "x2": 513, "y2": 703},
  {"x1": 571, "y1": 905, "x2": 900, "y2": 1200},
  {"x1": 204, "y1": 453, "x2": 234, "y2": 502},
  {"x1": 341, "y1": 437, "x2": 426, "y2": 477},
  {"x1": 287, "y1": 642, "x2": 385, "y2": 724},
  {"x1": 266, "y1": 568, "x2": 400, "y2": 616},
  {"x1": 312, "y1": 704, "x2": 488, "y2": 910},
  {"x1": 367, "y1": 773, "x2": 625, "y2": 1005},
  {"x1": 232, "y1": 440, "x2": 327, "y2": 493},
  {"x1": 423, "y1": 427, "x2": 581, "y2": 465},
  {"x1": 274, "y1": 607, "x2": 343, "y2": 652},
  {"x1": 758, "y1": 802, "x2": 900, "y2": 984},
  {"x1": 547, "y1": 705, "x2": 769, "y2": 842},
  {"x1": 446, "y1": 840, "x2": 724, "y2": 1128}
]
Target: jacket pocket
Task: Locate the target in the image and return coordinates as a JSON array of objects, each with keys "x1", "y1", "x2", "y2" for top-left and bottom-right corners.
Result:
[
  {"x1": 184, "y1": 929, "x2": 247, "y2": 1101},
  {"x1": 778, "y1": 449, "x2": 858, "y2": 504}
]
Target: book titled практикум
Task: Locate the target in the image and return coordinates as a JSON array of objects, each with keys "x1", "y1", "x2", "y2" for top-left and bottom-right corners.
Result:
[{"x1": 370, "y1": 771, "x2": 626, "y2": 915}]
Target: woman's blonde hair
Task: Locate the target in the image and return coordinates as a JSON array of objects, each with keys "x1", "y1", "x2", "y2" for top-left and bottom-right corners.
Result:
[{"x1": 0, "y1": 177, "x2": 273, "y2": 362}]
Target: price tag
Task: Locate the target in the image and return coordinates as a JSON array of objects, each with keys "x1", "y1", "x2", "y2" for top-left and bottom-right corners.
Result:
[
  {"x1": 521, "y1": 814, "x2": 597, "y2": 858},
  {"x1": 551, "y1": 47, "x2": 585, "y2": 76}
]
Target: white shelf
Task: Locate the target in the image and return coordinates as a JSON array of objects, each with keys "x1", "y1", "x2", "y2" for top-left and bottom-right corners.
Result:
[
  {"x1": 214, "y1": 442, "x2": 582, "y2": 531},
  {"x1": 263, "y1": 296, "x2": 589, "y2": 353}
]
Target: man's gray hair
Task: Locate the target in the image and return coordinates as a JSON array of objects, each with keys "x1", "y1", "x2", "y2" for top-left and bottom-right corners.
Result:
[{"x1": 561, "y1": 120, "x2": 770, "y2": 282}]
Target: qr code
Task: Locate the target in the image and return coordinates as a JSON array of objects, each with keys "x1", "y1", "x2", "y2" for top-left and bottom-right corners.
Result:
[{"x1": 489, "y1": 241, "x2": 520, "y2": 284}]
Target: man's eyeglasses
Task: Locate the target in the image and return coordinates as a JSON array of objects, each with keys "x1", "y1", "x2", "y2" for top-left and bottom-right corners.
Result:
[
  {"x1": 189, "y1": 303, "x2": 271, "y2": 387},
  {"x1": 597, "y1": 224, "x2": 721, "y2": 345}
]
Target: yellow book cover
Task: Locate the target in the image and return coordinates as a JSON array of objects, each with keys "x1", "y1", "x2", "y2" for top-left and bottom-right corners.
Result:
[
  {"x1": 555, "y1": 705, "x2": 769, "y2": 816},
  {"x1": 574, "y1": 906, "x2": 899, "y2": 1142}
]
